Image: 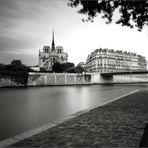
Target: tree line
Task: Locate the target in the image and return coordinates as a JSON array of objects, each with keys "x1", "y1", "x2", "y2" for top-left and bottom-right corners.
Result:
[
  {"x1": 40, "y1": 62, "x2": 86, "y2": 73},
  {"x1": 51, "y1": 62, "x2": 86, "y2": 73},
  {"x1": 0, "y1": 60, "x2": 34, "y2": 86}
]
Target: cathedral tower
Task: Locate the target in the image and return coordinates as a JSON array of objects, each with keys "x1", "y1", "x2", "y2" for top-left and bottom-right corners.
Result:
[
  {"x1": 38, "y1": 30, "x2": 68, "y2": 71},
  {"x1": 51, "y1": 30, "x2": 55, "y2": 51}
]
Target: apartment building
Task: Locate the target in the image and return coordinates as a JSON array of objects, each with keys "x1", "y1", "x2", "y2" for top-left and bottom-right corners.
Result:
[{"x1": 86, "y1": 48, "x2": 147, "y2": 72}]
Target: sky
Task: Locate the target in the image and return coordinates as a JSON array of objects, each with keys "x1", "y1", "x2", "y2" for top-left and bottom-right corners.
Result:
[{"x1": 0, "y1": 0, "x2": 148, "y2": 66}]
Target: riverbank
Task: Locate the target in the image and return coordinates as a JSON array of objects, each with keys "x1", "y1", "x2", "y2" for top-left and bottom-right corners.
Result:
[
  {"x1": 4, "y1": 89, "x2": 148, "y2": 147},
  {"x1": 1, "y1": 72, "x2": 148, "y2": 87}
]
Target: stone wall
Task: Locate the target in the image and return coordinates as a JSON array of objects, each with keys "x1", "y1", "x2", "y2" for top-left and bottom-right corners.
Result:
[
  {"x1": 0, "y1": 72, "x2": 148, "y2": 87},
  {"x1": 27, "y1": 72, "x2": 91, "y2": 86},
  {"x1": 90, "y1": 73, "x2": 148, "y2": 84},
  {"x1": 113, "y1": 74, "x2": 148, "y2": 83}
]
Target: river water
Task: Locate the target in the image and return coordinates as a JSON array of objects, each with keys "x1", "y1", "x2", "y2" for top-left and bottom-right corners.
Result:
[{"x1": 0, "y1": 84, "x2": 147, "y2": 141}]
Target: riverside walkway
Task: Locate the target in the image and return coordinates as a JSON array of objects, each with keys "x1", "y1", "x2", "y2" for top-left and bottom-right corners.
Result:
[{"x1": 7, "y1": 90, "x2": 148, "y2": 147}]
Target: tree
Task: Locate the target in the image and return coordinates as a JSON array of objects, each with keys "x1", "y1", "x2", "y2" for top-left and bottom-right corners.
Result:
[
  {"x1": 65, "y1": 66, "x2": 76, "y2": 73},
  {"x1": 52, "y1": 62, "x2": 75, "y2": 73},
  {"x1": 64, "y1": 65, "x2": 85, "y2": 73},
  {"x1": 52, "y1": 62, "x2": 63, "y2": 73},
  {"x1": 0, "y1": 60, "x2": 34, "y2": 86},
  {"x1": 61, "y1": 62, "x2": 75, "y2": 72},
  {"x1": 75, "y1": 65, "x2": 85, "y2": 73},
  {"x1": 68, "y1": 0, "x2": 148, "y2": 31},
  {"x1": 11, "y1": 60, "x2": 22, "y2": 66},
  {"x1": 0, "y1": 64, "x2": 4, "y2": 71},
  {"x1": 0, "y1": 60, "x2": 34, "y2": 72}
]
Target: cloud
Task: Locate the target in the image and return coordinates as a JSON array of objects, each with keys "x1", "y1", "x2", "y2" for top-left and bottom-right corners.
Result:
[
  {"x1": 0, "y1": 0, "x2": 49, "y2": 54},
  {"x1": 0, "y1": 0, "x2": 147, "y2": 66},
  {"x1": 0, "y1": 0, "x2": 70, "y2": 65}
]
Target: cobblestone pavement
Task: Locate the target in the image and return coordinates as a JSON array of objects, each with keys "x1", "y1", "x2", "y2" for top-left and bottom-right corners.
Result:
[{"x1": 10, "y1": 90, "x2": 148, "y2": 147}]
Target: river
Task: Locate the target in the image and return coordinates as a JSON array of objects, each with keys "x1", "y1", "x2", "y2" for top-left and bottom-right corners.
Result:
[{"x1": 0, "y1": 84, "x2": 147, "y2": 141}]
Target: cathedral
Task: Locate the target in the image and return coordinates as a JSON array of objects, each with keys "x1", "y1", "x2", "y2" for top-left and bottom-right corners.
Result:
[{"x1": 38, "y1": 31, "x2": 68, "y2": 71}]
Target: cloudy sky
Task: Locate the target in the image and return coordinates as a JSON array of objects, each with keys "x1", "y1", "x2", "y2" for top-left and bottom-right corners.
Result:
[{"x1": 0, "y1": 0, "x2": 148, "y2": 66}]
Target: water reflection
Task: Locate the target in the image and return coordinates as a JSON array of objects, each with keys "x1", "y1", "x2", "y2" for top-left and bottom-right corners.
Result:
[{"x1": 0, "y1": 85, "x2": 146, "y2": 141}]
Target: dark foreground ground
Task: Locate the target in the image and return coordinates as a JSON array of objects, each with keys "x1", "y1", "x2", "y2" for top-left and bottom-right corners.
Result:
[{"x1": 10, "y1": 90, "x2": 148, "y2": 147}]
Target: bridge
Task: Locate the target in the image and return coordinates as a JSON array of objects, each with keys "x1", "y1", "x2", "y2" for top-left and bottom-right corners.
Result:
[{"x1": 101, "y1": 71, "x2": 148, "y2": 76}]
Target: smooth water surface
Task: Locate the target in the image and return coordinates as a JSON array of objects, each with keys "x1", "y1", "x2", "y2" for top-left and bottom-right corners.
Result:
[{"x1": 0, "y1": 84, "x2": 147, "y2": 141}]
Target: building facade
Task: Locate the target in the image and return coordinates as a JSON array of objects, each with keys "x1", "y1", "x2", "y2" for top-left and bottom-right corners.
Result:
[
  {"x1": 38, "y1": 31, "x2": 68, "y2": 71},
  {"x1": 86, "y1": 48, "x2": 147, "y2": 73}
]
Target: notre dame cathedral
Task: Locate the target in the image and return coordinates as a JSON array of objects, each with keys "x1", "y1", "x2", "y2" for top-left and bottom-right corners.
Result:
[{"x1": 38, "y1": 31, "x2": 68, "y2": 71}]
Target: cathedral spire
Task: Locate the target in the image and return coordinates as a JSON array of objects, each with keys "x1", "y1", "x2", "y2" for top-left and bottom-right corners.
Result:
[{"x1": 51, "y1": 29, "x2": 55, "y2": 51}]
